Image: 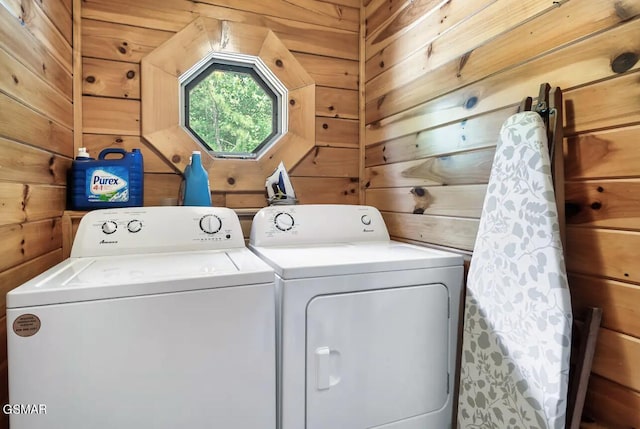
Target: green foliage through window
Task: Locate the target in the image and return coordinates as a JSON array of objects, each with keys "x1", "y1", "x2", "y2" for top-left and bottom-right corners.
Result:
[{"x1": 186, "y1": 68, "x2": 275, "y2": 154}]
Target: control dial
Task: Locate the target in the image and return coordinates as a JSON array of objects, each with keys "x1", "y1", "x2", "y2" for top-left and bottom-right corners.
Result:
[
  {"x1": 274, "y1": 212, "x2": 294, "y2": 231},
  {"x1": 361, "y1": 215, "x2": 372, "y2": 225},
  {"x1": 101, "y1": 221, "x2": 117, "y2": 235},
  {"x1": 200, "y1": 214, "x2": 222, "y2": 234},
  {"x1": 127, "y1": 219, "x2": 143, "y2": 233}
]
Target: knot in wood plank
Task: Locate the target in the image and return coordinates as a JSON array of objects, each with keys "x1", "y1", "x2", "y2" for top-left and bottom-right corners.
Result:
[{"x1": 611, "y1": 52, "x2": 639, "y2": 74}]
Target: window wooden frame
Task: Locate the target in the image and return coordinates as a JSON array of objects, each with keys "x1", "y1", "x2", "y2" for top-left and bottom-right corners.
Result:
[{"x1": 141, "y1": 17, "x2": 315, "y2": 191}]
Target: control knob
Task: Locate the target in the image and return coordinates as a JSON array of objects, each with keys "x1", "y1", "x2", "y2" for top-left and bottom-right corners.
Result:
[
  {"x1": 101, "y1": 221, "x2": 117, "y2": 235},
  {"x1": 127, "y1": 219, "x2": 143, "y2": 233},
  {"x1": 361, "y1": 215, "x2": 372, "y2": 225},
  {"x1": 274, "y1": 212, "x2": 294, "y2": 231},
  {"x1": 200, "y1": 214, "x2": 222, "y2": 234}
]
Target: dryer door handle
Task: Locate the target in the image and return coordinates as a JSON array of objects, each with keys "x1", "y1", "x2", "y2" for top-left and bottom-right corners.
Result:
[
  {"x1": 316, "y1": 347, "x2": 331, "y2": 390},
  {"x1": 315, "y1": 346, "x2": 341, "y2": 390}
]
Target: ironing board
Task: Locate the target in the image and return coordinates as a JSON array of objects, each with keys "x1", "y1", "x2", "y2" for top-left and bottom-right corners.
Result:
[{"x1": 457, "y1": 111, "x2": 572, "y2": 429}]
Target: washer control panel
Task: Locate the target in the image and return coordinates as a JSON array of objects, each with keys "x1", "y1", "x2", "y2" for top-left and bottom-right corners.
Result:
[
  {"x1": 101, "y1": 220, "x2": 118, "y2": 235},
  {"x1": 199, "y1": 214, "x2": 222, "y2": 234},
  {"x1": 249, "y1": 204, "x2": 390, "y2": 247},
  {"x1": 72, "y1": 207, "x2": 245, "y2": 257},
  {"x1": 127, "y1": 219, "x2": 143, "y2": 233},
  {"x1": 274, "y1": 212, "x2": 295, "y2": 231}
]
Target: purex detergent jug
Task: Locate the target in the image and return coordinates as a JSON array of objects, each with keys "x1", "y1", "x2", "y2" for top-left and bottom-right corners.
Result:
[{"x1": 68, "y1": 148, "x2": 144, "y2": 210}]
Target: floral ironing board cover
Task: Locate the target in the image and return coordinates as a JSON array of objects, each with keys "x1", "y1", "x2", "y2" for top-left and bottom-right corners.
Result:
[{"x1": 457, "y1": 112, "x2": 572, "y2": 429}]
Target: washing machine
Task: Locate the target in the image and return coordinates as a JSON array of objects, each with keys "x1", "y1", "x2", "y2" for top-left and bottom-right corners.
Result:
[
  {"x1": 7, "y1": 206, "x2": 276, "y2": 429},
  {"x1": 249, "y1": 204, "x2": 464, "y2": 429}
]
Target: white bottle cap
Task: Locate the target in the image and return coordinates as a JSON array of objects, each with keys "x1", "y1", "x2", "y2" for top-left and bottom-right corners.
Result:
[{"x1": 77, "y1": 147, "x2": 90, "y2": 158}]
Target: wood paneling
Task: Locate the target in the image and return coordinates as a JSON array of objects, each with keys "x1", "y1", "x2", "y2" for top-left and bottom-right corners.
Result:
[
  {"x1": 383, "y1": 211, "x2": 479, "y2": 251},
  {"x1": 142, "y1": 173, "x2": 182, "y2": 206},
  {"x1": 367, "y1": 0, "x2": 640, "y2": 116},
  {"x1": 365, "y1": 0, "x2": 496, "y2": 79},
  {"x1": 565, "y1": 71, "x2": 640, "y2": 135},
  {"x1": 365, "y1": 148, "x2": 494, "y2": 188},
  {"x1": 0, "y1": 93, "x2": 73, "y2": 157},
  {"x1": 365, "y1": 0, "x2": 443, "y2": 44},
  {"x1": 368, "y1": 20, "x2": 640, "y2": 134},
  {"x1": 82, "y1": 135, "x2": 174, "y2": 174},
  {"x1": 73, "y1": 0, "x2": 82, "y2": 151},
  {"x1": 316, "y1": 87, "x2": 359, "y2": 119},
  {"x1": 82, "y1": 58, "x2": 140, "y2": 99},
  {"x1": 0, "y1": 183, "x2": 66, "y2": 226},
  {"x1": 321, "y1": 0, "x2": 360, "y2": 8},
  {"x1": 37, "y1": 0, "x2": 72, "y2": 44},
  {"x1": 566, "y1": 126, "x2": 640, "y2": 180},
  {"x1": 295, "y1": 53, "x2": 358, "y2": 90},
  {"x1": 566, "y1": 227, "x2": 640, "y2": 284},
  {"x1": 363, "y1": 1, "x2": 640, "y2": 425},
  {"x1": 0, "y1": 45, "x2": 73, "y2": 129},
  {"x1": 0, "y1": 219, "x2": 63, "y2": 273},
  {"x1": 195, "y1": 0, "x2": 359, "y2": 32},
  {"x1": 585, "y1": 375, "x2": 640, "y2": 428},
  {"x1": 81, "y1": 1, "x2": 359, "y2": 60},
  {"x1": 570, "y1": 274, "x2": 640, "y2": 338},
  {"x1": 82, "y1": 19, "x2": 173, "y2": 63},
  {"x1": 1, "y1": 0, "x2": 73, "y2": 71},
  {"x1": 566, "y1": 180, "x2": 640, "y2": 230},
  {"x1": 315, "y1": 117, "x2": 359, "y2": 148},
  {"x1": 83, "y1": 0, "x2": 360, "y2": 32},
  {"x1": 139, "y1": 17, "x2": 318, "y2": 192},
  {"x1": 592, "y1": 328, "x2": 640, "y2": 392},
  {"x1": 0, "y1": 2, "x2": 72, "y2": 422},
  {"x1": 80, "y1": 0, "x2": 359, "y2": 202},
  {"x1": 82, "y1": 96, "x2": 140, "y2": 135},
  {"x1": 0, "y1": 137, "x2": 70, "y2": 185},
  {"x1": 225, "y1": 193, "x2": 267, "y2": 209},
  {"x1": 366, "y1": 185, "x2": 486, "y2": 217},
  {"x1": 290, "y1": 177, "x2": 358, "y2": 204},
  {"x1": 81, "y1": 0, "x2": 194, "y2": 32},
  {"x1": 365, "y1": 108, "x2": 509, "y2": 165},
  {"x1": 291, "y1": 147, "x2": 359, "y2": 177},
  {"x1": 0, "y1": 5, "x2": 72, "y2": 98}
]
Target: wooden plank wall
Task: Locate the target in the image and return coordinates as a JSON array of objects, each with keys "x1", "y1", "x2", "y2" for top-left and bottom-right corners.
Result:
[
  {"x1": 0, "y1": 0, "x2": 72, "y2": 427},
  {"x1": 363, "y1": 0, "x2": 640, "y2": 427},
  {"x1": 79, "y1": 0, "x2": 361, "y2": 208},
  {"x1": 0, "y1": 2, "x2": 358, "y2": 424}
]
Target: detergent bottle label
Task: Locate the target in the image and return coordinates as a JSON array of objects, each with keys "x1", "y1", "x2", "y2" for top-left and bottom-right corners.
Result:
[{"x1": 86, "y1": 167, "x2": 129, "y2": 202}]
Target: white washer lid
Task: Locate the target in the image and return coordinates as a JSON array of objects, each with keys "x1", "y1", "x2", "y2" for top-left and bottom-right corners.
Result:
[
  {"x1": 7, "y1": 248, "x2": 274, "y2": 308},
  {"x1": 249, "y1": 241, "x2": 462, "y2": 279}
]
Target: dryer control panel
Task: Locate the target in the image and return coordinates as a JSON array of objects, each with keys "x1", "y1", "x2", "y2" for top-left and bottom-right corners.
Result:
[
  {"x1": 249, "y1": 204, "x2": 390, "y2": 247},
  {"x1": 71, "y1": 206, "x2": 245, "y2": 257}
]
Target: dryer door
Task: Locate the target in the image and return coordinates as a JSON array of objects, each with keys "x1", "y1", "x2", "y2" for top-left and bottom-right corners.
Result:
[{"x1": 306, "y1": 284, "x2": 450, "y2": 429}]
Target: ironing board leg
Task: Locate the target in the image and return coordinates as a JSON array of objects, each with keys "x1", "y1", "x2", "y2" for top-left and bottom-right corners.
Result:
[{"x1": 566, "y1": 307, "x2": 603, "y2": 429}]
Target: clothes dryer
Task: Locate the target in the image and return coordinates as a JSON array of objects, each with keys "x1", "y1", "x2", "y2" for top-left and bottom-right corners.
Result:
[
  {"x1": 249, "y1": 204, "x2": 463, "y2": 429},
  {"x1": 7, "y1": 207, "x2": 276, "y2": 429}
]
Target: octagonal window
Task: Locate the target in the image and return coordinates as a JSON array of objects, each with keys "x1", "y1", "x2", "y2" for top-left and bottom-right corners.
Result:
[{"x1": 180, "y1": 53, "x2": 288, "y2": 159}]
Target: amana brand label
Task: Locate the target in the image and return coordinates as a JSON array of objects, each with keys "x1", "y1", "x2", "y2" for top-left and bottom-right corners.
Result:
[
  {"x1": 13, "y1": 314, "x2": 41, "y2": 337},
  {"x1": 87, "y1": 167, "x2": 129, "y2": 203}
]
